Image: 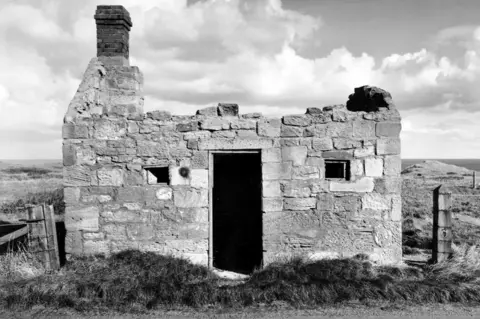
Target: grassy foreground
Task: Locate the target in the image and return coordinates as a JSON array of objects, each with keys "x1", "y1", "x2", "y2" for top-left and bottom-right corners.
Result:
[{"x1": 1, "y1": 245, "x2": 479, "y2": 313}]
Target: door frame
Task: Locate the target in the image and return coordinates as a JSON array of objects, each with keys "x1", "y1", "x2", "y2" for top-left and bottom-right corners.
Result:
[{"x1": 208, "y1": 150, "x2": 262, "y2": 269}]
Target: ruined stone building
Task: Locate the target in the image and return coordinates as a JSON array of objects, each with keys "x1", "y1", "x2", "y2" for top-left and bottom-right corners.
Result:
[{"x1": 63, "y1": 5, "x2": 402, "y2": 273}]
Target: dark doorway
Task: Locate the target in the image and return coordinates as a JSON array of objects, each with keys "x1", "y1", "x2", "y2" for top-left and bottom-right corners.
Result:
[{"x1": 212, "y1": 152, "x2": 263, "y2": 274}]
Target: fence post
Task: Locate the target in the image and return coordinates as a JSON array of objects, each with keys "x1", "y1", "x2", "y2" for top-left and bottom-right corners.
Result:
[{"x1": 432, "y1": 185, "x2": 453, "y2": 263}]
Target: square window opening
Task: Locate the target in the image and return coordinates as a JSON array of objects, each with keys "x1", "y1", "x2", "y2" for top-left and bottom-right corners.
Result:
[
  {"x1": 325, "y1": 160, "x2": 350, "y2": 180},
  {"x1": 145, "y1": 166, "x2": 170, "y2": 184}
]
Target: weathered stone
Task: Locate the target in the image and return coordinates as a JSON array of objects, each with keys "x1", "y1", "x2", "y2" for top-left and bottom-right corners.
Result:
[
  {"x1": 117, "y1": 187, "x2": 144, "y2": 202},
  {"x1": 317, "y1": 193, "x2": 334, "y2": 211},
  {"x1": 97, "y1": 167, "x2": 124, "y2": 186},
  {"x1": 83, "y1": 240, "x2": 109, "y2": 255},
  {"x1": 330, "y1": 177, "x2": 374, "y2": 192},
  {"x1": 354, "y1": 146, "x2": 375, "y2": 157},
  {"x1": 63, "y1": 143, "x2": 77, "y2": 166},
  {"x1": 281, "y1": 180, "x2": 311, "y2": 198},
  {"x1": 310, "y1": 180, "x2": 329, "y2": 193},
  {"x1": 312, "y1": 137, "x2": 333, "y2": 151},
  {"x1": 365, "y1": 158, "x2": 383, "y2": 177},
  {"x1": 283, "y1": 115, "x2": 311, "y2": 127},
  {"x1": 65, "y1": 206, "x2": 99, "y2": 231},
  {"x1": 258, "y1": 119, "x2": 281, "y2": 137},
  {"x1": 243, "y1": 112, "x2": 262, "y2": 119},
  {"x1": 263, "y1": 198, "x2": 283, "y2": 212},
  {"x1": 292, "y1": 166, "x2": 320, "y2": 180},
  {"x1": 362, "y1": 193, "x2": 391, "y2": 210},
  {"x1": 322, "y1": 150, "x2": 353, "y2": 159},
  {"x1": 263, "y1": 181, "x2": 281, "y2": 198},
  {"x1": 384, "y1": 155, "x2": 401, "y2": 176},
  {"x1": 230, "y1": 119, "x2": 256, "y2": 130},
  {"x1": 174, "y1": 188, "x2": 208, "y2": 208},
  {"x1": 305, "y1": 157, "x2": 324, "y2": 167},
  {"x1": 200, "y1": 118, "x2": 230, "y2": 130},
  {"x1": 350, "y1": 159, "x2": 364, "y2": 177},
  {"x1": 263, "y1": 162, "x2": 292, "y2": 180},
  {"x1": 281, "y1": 125, "x2": 304, "y2": 137},
  {"x1": 374, "y1": 177, "x2": 402, "y2": 194},
  {"x1": 304, "y1": 124, "x2": 327, "y2": 137},
  {"x1": 196, "y1": 106, "x2": 217, "y2": 116},
  {"x1": 137, "y1": 140, "x2": 169, "y2": 157},
  {"x1": 212, "y1": 130, "x2": 236, "y2": 138},
  {"x1": 64, "y1": 166, "x2": 92, "y2": 187},
  {"x1": 191, "y1": 151, "x2": 209, "y2": 169},
  {"x1": 333, "y1": 138, "x2": 362, "y2": 150},
  {"x1": 376, "y1": 122, "x2": 401, "y2": 137},
  {"x1": 334, "y1": 195, "x2": 361, "y2": 213},
  {"x1": 284, "y1": 198, "x2": 316, "y2": 210},
  {"x1": 353, "y1": 121, "x2": 376, "y2": 139},
  {"x1": 64, "y1": 187, "x2": 81, "y2": 204},
  {"x1": 282, "y1": 146, "x2": 307, "y2": 166},
  {"x1": 127, "y1": 224, "x2": 154, "y2": 241},
  {"x1": 391, "y1": 195, "x2": 401, "y2": 221},
  {"x1": 237, "y1": 130, "x2": 258, "y2": 139},
  {"x1": 93, "y1": 119, "x2": 126, "y2": 140},
  {"x1": 83, "y1": 232, "x2": 105, "y2": 240},
  {"x1": 177, "y1": 121, "x2": 198, "y2": 132},
  {"x1": 63, "y1": 124, "x2": 89, "y2": 139},
  {"x1": 198, "y1": 138, "x2": 273, "y2": 150},
  {"x1": 218, "y1": 103, "x2": 239, "y2": 116},
  {"x1": 325, "y1": 122, "x2": 353, "y2": 137},
  {"x1": 261, "y1": 148, "x2": 282, "y2": 163},
  {"x1": 376, "y1": 138, "x2": 401, "y2": 155},
  {"x1": 183, "y1": 131, "x2": 211, "y2": 140},
  {"x1": 156, "y1": 187, "x2": 172, "y2": 200}
]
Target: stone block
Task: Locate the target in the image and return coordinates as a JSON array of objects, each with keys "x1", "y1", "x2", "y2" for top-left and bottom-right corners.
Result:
[
  {"x1": 196, "y1": 106, "x2": 217, "y2": 116},
  {"x1": 176, "y1": 208, "x2": 209, "y2": 223},
  {"x1": 325, "y1": 122, "x2": 353, "y2": 137},
  {"x1": 176, "y1": 121, "x2": 199, "y2": 132},
  {"x1": 64, "y1": 187, "x2": 80, "y2": 204},
  {"x1": 305, "y1": 157, "x2": 324, "y2": 168},
  {"x1": 353, "y1": 120, "x2": 376, "y2": 139},
  {"x1": 230, "y1": 119, "x2": 256, "y2": 130},
  {"x1": 333, "y1": 138, "x2": 362, "y2": 150},
  {"x1": 258, "y1": 119, "x2": 281, "y2": 137},
  {"x1": 83, "y1": 232, "x2": 105, "y2": 240},
  {"x1": 384, "y1": 155, "x2": 401, "y2": 176},
  {"x1": 93, "y1": 119, "x2": 126, "y2": 140},
  {"x1": 362, "y1": 193, "x2": 391, "y2": 210},
  {"x1": 63, "y1": 143, "x2": 76, "y2": 166},
  {"x1": 350, "y1": 159, "x2": 364, "y2": 177},
  {"x1": 334, "y1": 195, "x2": 360, "y2": 213},
  {"x1": 76, "y1": 148, "x2": 96, "y2": 165},
  {"x1": 374, "y1": 177, "x2": 402, "y2": 194},
  {"x1": 236, "y1": 130, "x2": 258, "y2": 139},
  {"x1": 281, "y1": 180, "x2": 311, "y2": 198},
  {"x1": 281, "y1": 125, "x2": 304, "y2": 137},
  {"x1": 212, "y1": 130, "x2": 236, "y2": 138},
  {"x1": 281, "y1": 146, "x2": 307, "y2": 166},
  {"x1": 311, "y1": 180, "x2": 329, "y2": 193},
  {"x1": 365, "y1": 158, "x2": 384, "y2": 177},
  {"x1": 198, "y1": 138, "x2": 273, "y2": 150},
  {"x1": 174, "y1": 188, "x2": 208, "y2": 208},
  {"x1": 282, "y1": 115, "x2": 311, "y2": 127},
  {"x1": 330, "y1": 177, "x2": 374, "y2": 192},
  {"x1": 312, "y1": 137, "x2": 333, "y2": 151},
  {"x1": 65, "y1": 230, "x2": 83, "y2": 255},
  {"x1": 376, "y1": 122, "x2": 402, "y2": 137},
  {"x1": 376, "y1": 138, "x2": 401, "y2": 155},
  {"x1": 284, "y1": 198, "x2": 316, "y2": 210},
  {"x1": 354, "y1": 146, "x2": 375, "y2": 157},
  {"x1": 292, "y1": 166, "x2": 320, "y2": 180},
  {"x1": 65, "y1": 206, "x2": 99, "y2": 231},
  {"x1": 64, "y1": 166, "x2": 92, "y2": 187},
  {"x1": 218, "y1": 103, "x2": 239, "y2": 116},
  {"x1": 192, "y1": 151, "x2": 209, "y2": 169},
  {"x1": 263, "y1": 198, "x2": 283, "y2": 212},
  {"x1": 263, "y1": 181, "x2": 281, "y2": 197},
  {"x1": 200, "y1": 117, "x2": 230, "y2": 130},
  {"x1": 97, "y1": 167, "x2": 124, "y2": 186},
  {"x1": 117, "y1": 187, "x2": 144, "y2": 202},
  {"x1": 183, "y1": 131, "x2": 211, "y2": 140},
  {"x1": 261, "y1": 148, "x2": 282, "y2": 163},
  {"x1": 322, "y1": 150, "x2": 353, "y2": 159},
  {"x1": 317, "y1": 193, "x2": 334, "y2": 211},
  {"x1": 156, "y1": 187, "x2": 173, "y2": 200},
  {"x1": 62, "y1": 124, "x2": 89, "y2": 139},
  {"x1": 137, "y1": 140, "x2": 169, "y2": 157},
  {"x1": 304, "y1": 124, "x2": 327, "y2": 137},
  {"x1": 262, "y1": 162, "x2": 292, "y2": 180},
  {"x1": 127, "y1": 224, "x2": 154, "y2": 241},
  {"x1": 391, "y1": 195, "x2": 401, "y2": 221}
]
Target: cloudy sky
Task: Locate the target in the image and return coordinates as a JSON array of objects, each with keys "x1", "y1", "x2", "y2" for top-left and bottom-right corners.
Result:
[{"x1": 0, "y1": 0, "x2": 479, "y2": 159}]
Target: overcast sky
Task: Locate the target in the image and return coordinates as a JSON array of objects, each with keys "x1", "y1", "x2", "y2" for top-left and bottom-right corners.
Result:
[{"x1": 0, "y1": 0, "x2": 479, "y2": 159}]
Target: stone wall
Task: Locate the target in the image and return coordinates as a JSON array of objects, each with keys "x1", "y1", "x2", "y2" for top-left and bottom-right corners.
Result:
[{"x1": 62, "y1": 5, "x2": 403, "y2": 266}]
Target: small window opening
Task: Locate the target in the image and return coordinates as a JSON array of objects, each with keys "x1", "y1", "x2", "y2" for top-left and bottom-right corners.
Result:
[
  {"x1": 325, "y1": 160, "x2": 350, "y2": 180},
  {"x1": 145, "y1": 166, "x2": 170, "y2": 184}
]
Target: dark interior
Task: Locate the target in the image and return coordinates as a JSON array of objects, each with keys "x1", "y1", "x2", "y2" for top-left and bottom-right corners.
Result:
[
  {"x1": 146, "y1": 167, "x2": 170, "y2": 184},
  {"x1": 212, "y1": 152, "x2": 263, "y2": 274},
  {"x1": 325, "y1": 160, "x2": 350, "y2": 180}
]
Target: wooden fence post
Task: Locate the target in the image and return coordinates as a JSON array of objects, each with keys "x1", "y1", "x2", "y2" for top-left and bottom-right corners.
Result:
[{"x1": 432, "y1": 185, "x2": 453, "y2": 263}]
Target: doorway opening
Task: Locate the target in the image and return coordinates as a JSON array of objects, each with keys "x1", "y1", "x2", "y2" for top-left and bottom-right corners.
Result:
[{"x1": 211, "y1": 152, "x2": 263, "y2": 274}]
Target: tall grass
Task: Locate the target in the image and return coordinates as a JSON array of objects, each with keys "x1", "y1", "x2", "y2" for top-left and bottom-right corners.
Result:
[
  {"x1": 426, "y1": 243, "x2": 480, "y2": 282},
  {"x1": 0, "y1": 245, "x2": 45, "y2": 283},
  {"x1": 0, "y1": 188, "x2": 64, "y2": 215},
  {"x1": 1, "y1": 250, "x2": 480, "y2": 312}
]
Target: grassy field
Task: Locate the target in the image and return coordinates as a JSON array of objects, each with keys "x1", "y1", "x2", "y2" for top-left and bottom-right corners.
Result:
[{"x1": 0, "y1": 159, "x2": 479, "y2": 313}]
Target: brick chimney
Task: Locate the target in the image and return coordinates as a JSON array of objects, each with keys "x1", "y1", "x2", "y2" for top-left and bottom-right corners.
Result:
[{"x1": 94, "y1": 5, "x2": 132, "y2": 66}]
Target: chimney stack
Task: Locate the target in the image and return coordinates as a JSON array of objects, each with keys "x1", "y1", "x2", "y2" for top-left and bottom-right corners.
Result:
[{"x1": 94, "y1": 5, "x2": 132, "y2": 66}]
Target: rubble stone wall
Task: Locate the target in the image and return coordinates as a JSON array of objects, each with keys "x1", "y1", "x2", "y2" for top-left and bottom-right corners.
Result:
[{"x1": 62, "y1": 5, "x2": 403, "y2": 266}]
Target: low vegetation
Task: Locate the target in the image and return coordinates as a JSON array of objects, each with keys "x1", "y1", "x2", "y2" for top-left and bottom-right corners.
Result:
[
  {"x1": 0, "y1": 248, "x2": 479, "y2": 313},
  {"x1": 0, "y1": 188, "x2": 64, "y2": 215}
]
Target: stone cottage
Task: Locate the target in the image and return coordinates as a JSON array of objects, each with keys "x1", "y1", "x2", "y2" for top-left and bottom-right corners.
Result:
[{"x1": 63, "y1": 5, "x2": 402, "y2": 273}]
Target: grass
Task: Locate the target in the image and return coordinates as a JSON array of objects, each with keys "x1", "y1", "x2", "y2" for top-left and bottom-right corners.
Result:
[
  {"x1": 0, "y1": 188, "x2": 64, "y2": 216},
  {"x1": 0, "y1": 245, "x2": 45, "y2": 283},
  {"x1": 2, "y1": 167, "x2": 52, "y2": 179},
  {"x1": 426, "y1": 244, "x2": 480, "y2": 283},
  {"x1": 0, "y1": 250, "x2": 479, "y2": 313}
]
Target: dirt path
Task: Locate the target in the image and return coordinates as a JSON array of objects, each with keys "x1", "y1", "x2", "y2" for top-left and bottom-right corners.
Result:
[{"x1": 2, "y1": 303, "x2": 480, "y2": 318}]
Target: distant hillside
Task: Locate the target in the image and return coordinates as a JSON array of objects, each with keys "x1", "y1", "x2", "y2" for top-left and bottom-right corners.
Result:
[
  {"x1": 0, "y1": 159, "x2": 62, "y2": 171},
  {"x1": 402, "y1": 160, "x2": 473, "y2": 177}
]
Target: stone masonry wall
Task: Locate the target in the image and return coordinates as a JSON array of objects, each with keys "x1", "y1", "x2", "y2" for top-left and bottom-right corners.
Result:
[
  {"x1": 63, "y1": 57, "x2": 402, "y2": 265},
  {"x1": 63, "y1": 5, "x2": 402, "y2": 266}
]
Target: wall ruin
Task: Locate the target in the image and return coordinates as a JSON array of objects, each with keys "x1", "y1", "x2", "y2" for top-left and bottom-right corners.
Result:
[{"x1": 62, "y1": 5, "x2": 403, "y2": 267}]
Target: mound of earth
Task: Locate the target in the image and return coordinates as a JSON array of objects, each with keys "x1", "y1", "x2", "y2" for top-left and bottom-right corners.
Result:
[{"x1": 402, "y1": 160, "x2": 473, "y2": 177}]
